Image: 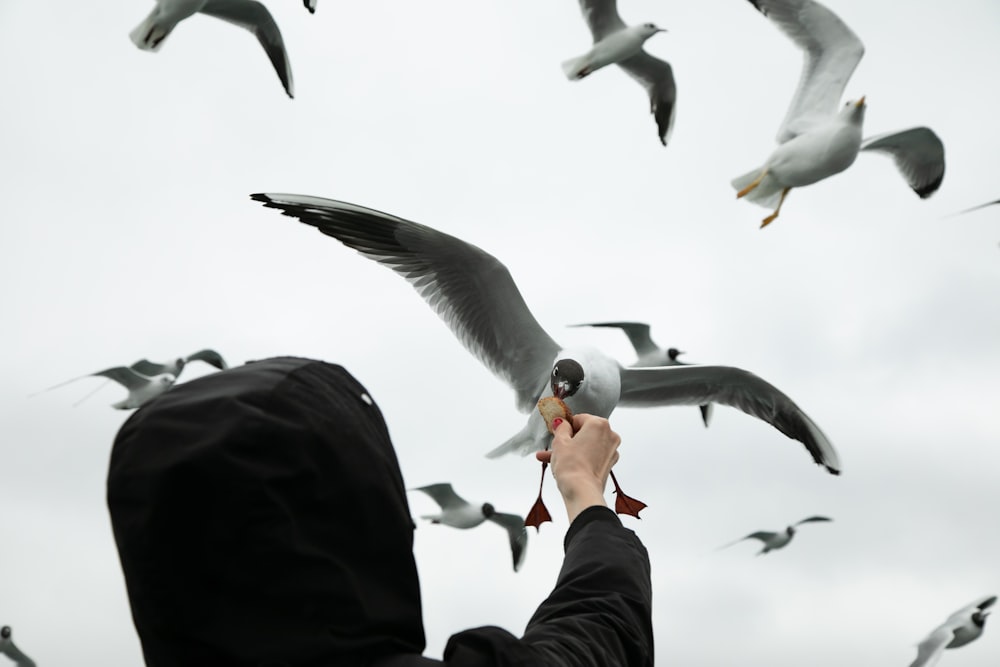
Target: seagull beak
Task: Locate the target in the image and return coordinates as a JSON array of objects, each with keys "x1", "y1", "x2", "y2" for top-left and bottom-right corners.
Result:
[
  {"x1": 553, "y1": 382, "x2": 569, "y2": 400},
  {"x1": 855, "y1": 96, "x2": 866, "y2": 108},
  {"x1": 657, "y1": 28, "x2": 668, "y2": 33}
]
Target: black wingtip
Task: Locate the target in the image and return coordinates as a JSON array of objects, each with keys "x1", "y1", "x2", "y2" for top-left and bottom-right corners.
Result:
[
  {"x1": 249, "y1": 193, "x2": 270, "y2": 204},
  {"x1": 746, "y1": 0, "x2": 766, "y2": 13},
  {"x1": 914, "y1": 174, "x2": 944, "y2": 199},
  {"x1": 825, "y1": 464, "x2": 841, "y2": 476}
]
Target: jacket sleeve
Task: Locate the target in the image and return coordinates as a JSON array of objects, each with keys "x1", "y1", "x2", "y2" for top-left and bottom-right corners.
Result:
[{"x1": 441, "y1": 506, "x2": 653, "y2": 667}]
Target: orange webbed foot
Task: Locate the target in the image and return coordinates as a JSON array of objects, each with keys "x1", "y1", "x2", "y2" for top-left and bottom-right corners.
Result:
[{"x1": 610, "y1": 470, "x2": 647, "y2": 519}]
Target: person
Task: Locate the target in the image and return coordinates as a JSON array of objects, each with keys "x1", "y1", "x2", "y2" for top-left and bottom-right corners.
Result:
[{"x1": 107, "y1": 356, "x2": 653, "y2": 667}]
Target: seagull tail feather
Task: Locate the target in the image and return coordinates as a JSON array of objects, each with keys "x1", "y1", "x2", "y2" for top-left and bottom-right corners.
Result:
[
  {"x1": 485, "y1": 424, "x2": 537, "y2": 459},
  {"x1": 561, "y1": 54, "x2": 592, "y2": 81},
  {"x1": 129, "y1": 11, "x2": 173, "y2": 52},
  {"x1": 731, "y1": 166, "x2": 784, "y2": 208}
]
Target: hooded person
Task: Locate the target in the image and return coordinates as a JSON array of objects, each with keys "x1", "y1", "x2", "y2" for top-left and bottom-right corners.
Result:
[{"x1": 107, "y1": 356, "x2": 653, "y2": 667}]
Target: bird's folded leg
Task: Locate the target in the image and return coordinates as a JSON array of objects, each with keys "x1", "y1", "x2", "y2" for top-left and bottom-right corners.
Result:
[
  {"x1": 760, "y1": 187, "x2": 791, "y2": 228},
  {"x1": 737, "y1": 169, "x2": 768, "y2": 198},
  {"x1": 610, "y1": 470, "x2": 647, "y2": 519},
  {"x1": 524, "y1": 461, "x2": 553, "y2": 530}
]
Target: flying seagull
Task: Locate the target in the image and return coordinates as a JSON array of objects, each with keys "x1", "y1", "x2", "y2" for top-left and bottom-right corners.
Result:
[
  {"x1": 252, "y1": 193, "x2": 841, "y2": 523},
  {"x1": 129, "y1": 348, "x2": 229, "y2": 378},
  {"x1": 909, "y1": 595, "x2": 996, "y2": 667},
  {"x1": 130, "y1": 0, "x2": 296, "y2": 98},
  {"x1": 85, "y1": 367, "x2": 176, "y2": 410},
  {"x1": 571, "y1": 321, "x2": 713, "y2": 426},
  {"x1": 0, "y1": 626, "x2": 37, "y2": 667},
  {"x1": 720, "y1": 515, "x2": 832, "y2": 555},
  {"x1": 562, "y1": 0, "x2": 676, "y2": 146},
  {"x1": 732, "y1": 0, "x2": 945, "y2": 227},
  {"x1": 412, "y1": 483, "x2": 528, "y2": 572}
]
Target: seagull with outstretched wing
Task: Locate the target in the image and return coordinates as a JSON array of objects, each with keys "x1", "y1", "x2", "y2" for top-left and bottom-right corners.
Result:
[
  {"x1": 909, "y1": 595, "x2": 995, "y2": 667},
  {"x1": 733, "y1": 0, "x2": 945, "y2": 227},
  {"x1": 562, "y1": 0, "x2": 676, "y2": 146},
  {"x1": 719, "y1": 515, "x2": 832, "y2": 555}
]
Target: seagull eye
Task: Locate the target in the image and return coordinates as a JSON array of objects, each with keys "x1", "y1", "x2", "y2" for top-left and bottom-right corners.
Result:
[{"x1": 552, "y1": 367, "x2": 559, "y2": 378}]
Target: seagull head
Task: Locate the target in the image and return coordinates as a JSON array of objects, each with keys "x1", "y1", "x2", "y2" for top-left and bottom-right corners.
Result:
[
  {"x1": 639, "y1": 22, "x2": 667, "y2": 39},
  {"x1": 156, "y1": 373, "x2": 177, "y2": 387},
  {"x1": 667, "y1": 348, "x2": 684, "y2": 362},
  {"x1": 840, "y1": 96, "x2": 867, "y2": 123},
  {"x1": 1, "y1": 626, "x2": 9, "y2": 639},
  {"x1": 786, "y1": 526, "x2": 796, "y2": 537},
  {"x1": 973, "y1": 609, "x2": 992, "y2": 628},
  {"x1": 481, "y1": 503, "x2": 496, "y2": 519},
  {"x1": 551, "y1": 359, "x2": 585, "y2": 400}
]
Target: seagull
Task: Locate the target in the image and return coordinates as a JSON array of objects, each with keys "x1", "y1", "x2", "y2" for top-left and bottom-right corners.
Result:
[
  {"x1": 89, "y1": 367, "x2": 177, "y2": 409},
  {"x1": 412, "y1": 483, "x2": 528, "y2": 572},
  {"x1": 0, "y1": 626, "x2": 37, "y2": 667},
  {"x1": 252, "y1": 192, "x2": 841, "y2": 524},
  {"x1": 732, "y1": 0, "x2": 945, "y2": 227},
  {"x1": 720, "y1": 515, "x2": 832, "y2": 555},
  {"x1": 571, "y1": 321, "x2": 713, "y2": 426},
  {"x1": 562, "y1": 0, "x2": 676, "y2": 146},
  {"x1": 130, "y1": 0, "x2": 295, "y2": 98},
  {"x1": 129, "y1": 348, "x2": 229, "y2": 378},
  {"x1": 909, "y1": 595, "x2": 996, "y2": 667}
]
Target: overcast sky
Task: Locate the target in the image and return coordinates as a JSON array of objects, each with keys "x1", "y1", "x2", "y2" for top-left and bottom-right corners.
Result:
[{"x1": 1, "y1": 0, "x2": 998, "y2": 665}]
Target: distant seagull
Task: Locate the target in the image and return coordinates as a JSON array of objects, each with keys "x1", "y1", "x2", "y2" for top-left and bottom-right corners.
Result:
[
  {"x1": 720, "y1": 515, "x2": 832, "y2": 555},
  {"x1": 130, "y1": 0, "x2": 295, "y2": 98},
  {"x1": 130, "y1": 348, "x2": 229, "y2": 378},
  {"x1": 571, "y1": 321, "x2": 713, "y2": 426},
  {"x1": 909, "y1": 595, "x2": 996, "y2": 667},
  {"x1": 0, "y1": 626, "x2": 36, "y2": 667},
  {"x1": 412, "y1": 483, "x2": 528, "y2": 572},
  {"x1": 86, "y1": 367, "x2": 176, "y2": 409},
  {"x1": 252, "y1": 194, "x2": 841, "y2": 494},
  {"x1": 562, "y1": 0, "x2": 676, "y2": 146},
  {"x1": 732, "y1": 0, "x2": 945, "y2": 227}
]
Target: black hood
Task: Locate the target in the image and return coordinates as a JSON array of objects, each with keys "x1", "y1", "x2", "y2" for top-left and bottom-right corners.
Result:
[{"x1": 108, "y1": 357, "x2": 425, "y2": 667}]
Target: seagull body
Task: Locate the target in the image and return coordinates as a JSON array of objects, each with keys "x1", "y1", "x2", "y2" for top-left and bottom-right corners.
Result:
[
  {"x1": 910, "y1": 595, "x2": 995, "y2": 667},
  {"x1": 93, "y1": 367, "x2": 176, "y2": 410},
  {"x1": 130, "y1": 0, "x2": 295, "y2": 98},
  {"x1": 733, "y1": 0, "x2": 945, "y2": 227},
  {"x1": 0, "y1": 626, "x2": 37, "y2": 667},
  {"x1": 571, "y1": 321, "x2": 713, "y2": 426},
  {"x1": 413, "y1": 483, "x2": 528, "y2": 571},
  {"x1": 130, "y1": 348, "x2": 229, "y2": 379},
  {"x1": 252, "y1": 193, "x2": 841, "y2": 476},
  {"x1": 563, "y1": 0, "x2": 676, "y2": 145},
  {"x1": 722, "y1": 515, "x2": 832, "y2": 555}
]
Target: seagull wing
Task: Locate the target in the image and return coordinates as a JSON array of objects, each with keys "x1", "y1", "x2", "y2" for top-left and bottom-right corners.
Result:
[
  {"x1": 860, "y1": 127, "x2": 945, "y2": 198},
  {"x1": 303, "y1": 0, "x2": 317, "y2": 14},
  {"x1": 718, "y1": 530, "x2": 777, "y2": 550},
  {"x1": 947, "y1": 595, "x2": 998, "y2": 623},
  {"x1": 200, "y1": 0, "x2": 294, "y2": 98},
  {"x1": 909, "y1": 626, "x2": 952, "y2": 667},
  {"x1": 577, "y1": 0, "x2": 627, "y2": 43},
  {"x1": 252, "y1": 194, "x2": 562, "y2": 412},
  {"x1": 617, "y1": 52, "x2": 678, "y2": 146},
  {"x1": 129, "y1": 359, "x2": 169, "y2": 377},
  {"x1": 185, "y1": 348, "x2": 229, "y2": 370},
  {"x1": 955, "y1": 199, "x2": 1000, "y2": 215},
  {"x1": 571, "y1": 321, "x2": 660, "y2": 358},
  {"x1": 412, "y1": 483, "x2": 469, "y2": 511},
  {"x1": 746, "y1": 0, "x2": 864, "y2": 142},
  {"x1": 794, "y1": 515, "x2": 833, "y2": 525},
  {"x1": 619, "y1": 365, "x2": 839, "y2": 474},
  {"x1": 488, "y1": 512, "x2": 529, "y2": 572},
  {"x1": 91, "y1": 366, "x2": 151, "y2": 390}
]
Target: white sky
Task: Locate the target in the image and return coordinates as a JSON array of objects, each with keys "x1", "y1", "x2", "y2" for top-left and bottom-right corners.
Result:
[{"x1": 1, "y1": 0, "x2": 998, "y2": 665}]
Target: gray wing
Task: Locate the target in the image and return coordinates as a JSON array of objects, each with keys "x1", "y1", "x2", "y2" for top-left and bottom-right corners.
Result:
[
  {"x1": 619, "y1": 365, "x2": 840, "y2": 474},
  {"x1": 909, "y1": 626, "x2": 952, "y2": 667},
  {"x1": 412, "y1": 483, "x2": 469, "y2": 511},
  {"x1": 252, "y1": 194, "x2": 562, "y2": 412},
  {"x1": 304, "y1": 0, "x2": 317, "y2": 13},
  {"x1": 200, "y1": 0, "x2": 294, "y2": 98},
  {"x1": 794, "y1": 515, "x2": 832, "y2": 525},
  {"x1": 488, "y1": 512, "x2": 529, "y2": 572},
  {"x1": 860, "y1": 127, "x2": 945, "y2": 198},
  {"x1": 718, "y1": 530, "x2": 777, "y2": 550},
  {"x1": 185, "y1": 348, "x2": 229, "y2": 370},
  {"x1": 91, "y1": 366, "x2": 152, "y2": 390},
  {"x1": 578, "y1": 0, "x2": 626, "y2": 42},
  {"x1": 571, "y1": 321, "x2": 660, "y2": 357},
  {"x1": 130, "y1": 359, "x2": 169, "y2": 376},
  {"x1": 617, "y1": 52, "x2": 677, "y2": 146},
  {"x1": 746, "y1": 0, "x2": 865, "y2": 142}
]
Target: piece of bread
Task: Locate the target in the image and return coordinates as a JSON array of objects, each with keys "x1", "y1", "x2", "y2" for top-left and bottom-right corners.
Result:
[{"x1": 537, "y1": 396, "x2": 573, "y2": 434}]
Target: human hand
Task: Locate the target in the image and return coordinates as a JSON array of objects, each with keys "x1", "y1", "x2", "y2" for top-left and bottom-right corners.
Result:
[{"x1": 535, "y1": 414, "x2": 621, "y2": 523}]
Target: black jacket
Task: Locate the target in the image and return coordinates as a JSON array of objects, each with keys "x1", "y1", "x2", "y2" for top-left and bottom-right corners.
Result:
[{"x1": 107, "y1": 357, "x2": 652, "y2": 667}]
